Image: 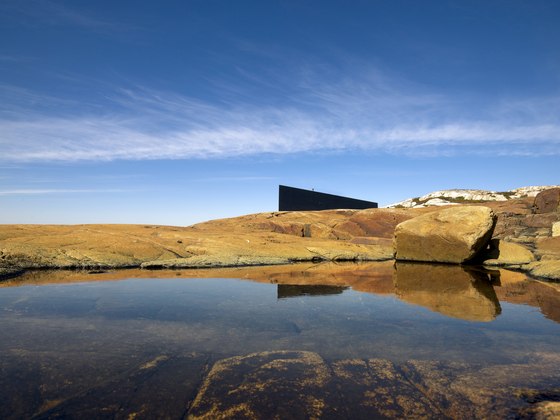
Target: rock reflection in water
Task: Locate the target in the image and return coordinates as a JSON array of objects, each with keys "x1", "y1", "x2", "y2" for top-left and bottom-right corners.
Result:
[
  {"x1": 493, "y1": 269, "x2": 560, "y2": 324},
  {"x1": 4, "y1": 262, "x2": 560, "y2": 324},
  {"x1": 393, "y1": 262, "x2": 501, "y2": 322}
]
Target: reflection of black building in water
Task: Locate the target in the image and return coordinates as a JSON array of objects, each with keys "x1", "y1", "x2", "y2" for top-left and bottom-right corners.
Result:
[
  {"x1": 279, "y1": 185, "x2": 377, "y2": 211},
  {"x1": 277, "y1": 284, "x2": 349, "y2": 299}
]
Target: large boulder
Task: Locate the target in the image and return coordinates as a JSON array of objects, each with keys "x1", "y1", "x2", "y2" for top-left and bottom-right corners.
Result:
[
  {"x1": 393, "y1": 206, "x2": 496, "y2": 263},
  {"x1": 533, "y1": 188, "x2": 560, "y2": 214}
]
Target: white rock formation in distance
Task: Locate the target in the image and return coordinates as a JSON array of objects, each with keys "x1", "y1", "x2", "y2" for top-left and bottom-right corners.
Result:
[{"x1": 387, "y1": 186, "x2": 560, "y2": 209}]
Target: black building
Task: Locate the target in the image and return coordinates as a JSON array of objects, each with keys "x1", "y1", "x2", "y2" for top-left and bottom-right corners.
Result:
[{"x1": 278, "y1": 185, "x2": 377, "y2": 211}]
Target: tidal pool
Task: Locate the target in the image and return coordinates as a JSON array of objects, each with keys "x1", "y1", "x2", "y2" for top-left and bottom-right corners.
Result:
[{"x1": 1, "y1": 262, "x2": 559, "y2": 418}]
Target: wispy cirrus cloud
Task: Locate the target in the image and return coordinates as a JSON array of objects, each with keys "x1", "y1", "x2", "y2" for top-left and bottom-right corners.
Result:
[
  {"x1": 0, "y1": 189, "x2": 132, "y2": 196},
  {"x1": 1, "y1": 72, "x2": 559, "y2": 163},
  {"x1": 0, "y1": 0, "x2": 137, "y2": 35},
  {"x1": 0, "y1": 54, "x2": 27, "y2": 62},
  {"x1": 191, "y1": 176, "x2": 278, "y2": 183}
]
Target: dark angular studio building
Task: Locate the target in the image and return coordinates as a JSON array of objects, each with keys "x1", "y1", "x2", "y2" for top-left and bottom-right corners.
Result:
[{"x1": 278, "y1": 185, "x2": 377, "y2": 211}]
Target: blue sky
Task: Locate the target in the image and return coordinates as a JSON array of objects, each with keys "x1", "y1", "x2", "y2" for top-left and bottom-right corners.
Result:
[{"x1": 1, "y1": 0, "x2": 559, "y2": 225}]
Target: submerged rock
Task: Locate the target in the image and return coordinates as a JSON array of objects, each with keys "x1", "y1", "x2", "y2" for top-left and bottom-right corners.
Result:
[
  {"x1": 188, "y1": 350, "x2": 560, "y2": 419},
  {"x1": 530, "y1": 401, "x2": 560, "y2": 419},
  {"x1": 393, "y1": 206, "x2": 497, "y2": 264},
  {"x1": 188, "y1": 351, "x2": 339, "y2": 419}
]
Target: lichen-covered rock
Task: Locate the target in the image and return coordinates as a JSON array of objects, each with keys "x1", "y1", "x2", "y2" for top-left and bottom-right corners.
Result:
[
  {"x1": 187, "y1": 350, "x2": 560, "y2": 419},
  {"x1": 393, "y1": 206, "x2": 497, "y2": 263},
  {"x1": 188, "y1": 351, "x2": 338, "y2": 419},
  {"x1": 481, "y1": 239, "x2": 535, "y2": 267}
]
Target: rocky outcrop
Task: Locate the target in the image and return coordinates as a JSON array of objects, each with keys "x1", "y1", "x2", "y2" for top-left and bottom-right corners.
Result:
[
  {"x1": 389, "y1": 185, "x2": 560, "y2": 208},
  {"x1": 533, "y1": 187, "x2": 560, "y2": 214},
  {"x1": 530, "y1": 237, "x2": 560, "y2": 280},
  {"x1": 0, "y1": 212, "x2": 399, "y2": 272},
  {"x1": 1, "y1": 187, "x2": 559, "y2": 278},
  {"x1": 388, "y1": 185, "x2": 560, "y2": 208},
  {"x1": 393, "y1": 206, "x2": 497, "y2": 263},
  {"x1": 390, "y1": 189, "x2": 509, "y2": 208},
  {"x1": 193, "y1": 208, "x2": 421, "y2": 240},
  {"x1": 536, "y1": 237, "x2": 560, "y2": 260},
  {"x1": 484, "y1": 188, "x2": 559, "y2": 245},
  {"x1": 140, "y1": 255, "x2": 292, "y2": 269}
]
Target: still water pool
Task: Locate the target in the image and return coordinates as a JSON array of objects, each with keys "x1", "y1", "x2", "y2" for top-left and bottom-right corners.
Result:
[{"x1": 1, "y1": 262, "x2": 559, "y2": 418}]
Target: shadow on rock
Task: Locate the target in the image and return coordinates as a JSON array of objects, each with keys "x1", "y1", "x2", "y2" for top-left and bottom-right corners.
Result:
[{"x1": 393, "y1": 262, "x2": 501, "y2": 322}]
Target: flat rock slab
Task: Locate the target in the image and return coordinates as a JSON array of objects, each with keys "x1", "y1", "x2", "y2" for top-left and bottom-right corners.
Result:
[
  {"x1": 0, "y1": 213, "x2": 398, "y2": 271},
  {"x1": 394, "y1": 206, "x2": 497, "y2": 264},
  {"x1": 537, "y1": 237, "x2": 560, "y2": 260}
]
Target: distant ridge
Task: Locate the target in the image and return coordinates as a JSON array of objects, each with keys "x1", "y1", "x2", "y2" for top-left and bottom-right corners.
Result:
[{"x1": 387, "y1": 186, "x2": 560, "y2": 208}]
